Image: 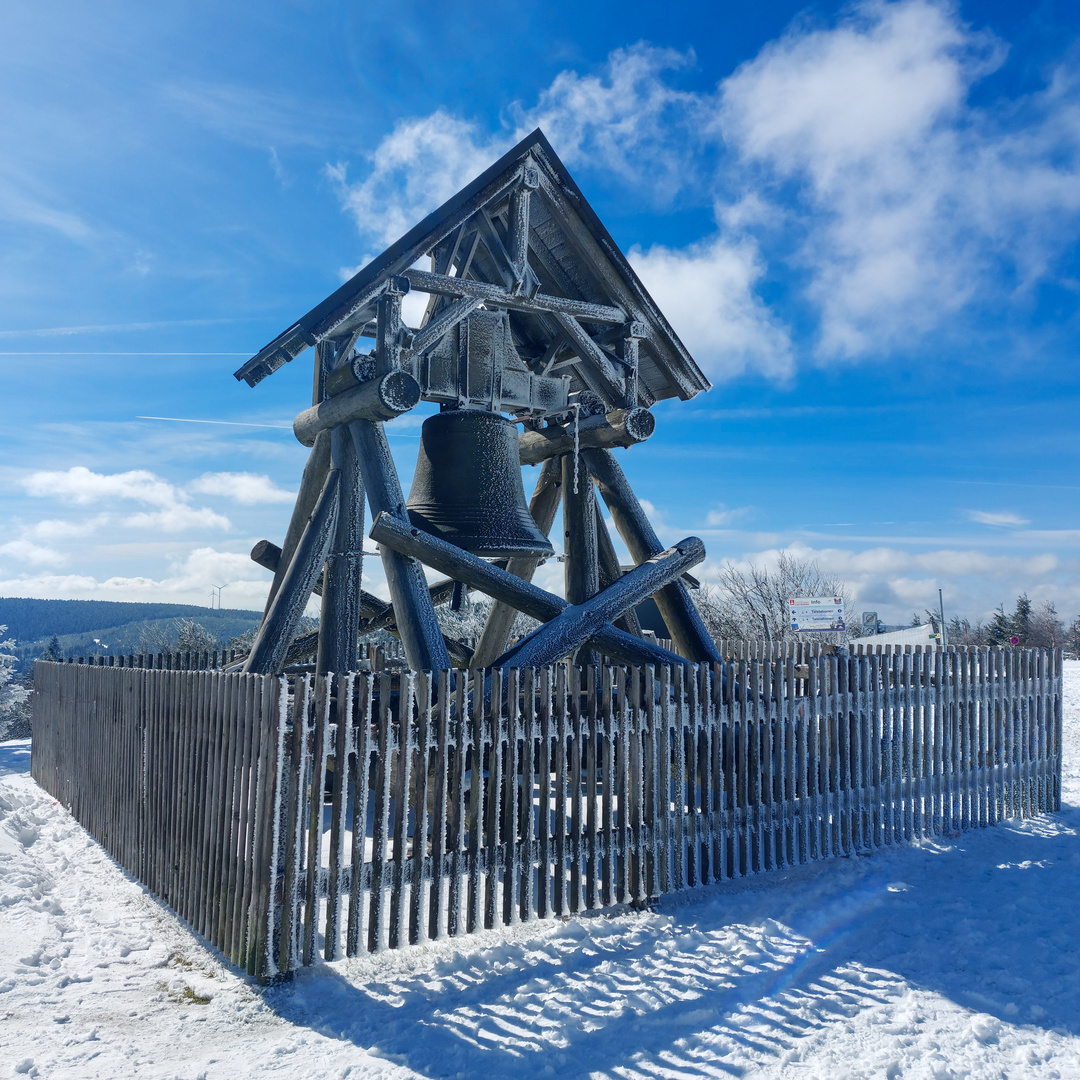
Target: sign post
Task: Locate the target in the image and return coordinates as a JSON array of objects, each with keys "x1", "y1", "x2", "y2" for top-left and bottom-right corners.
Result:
[{"x1": 789, "y1": 596, "x2": 845, "y2": 633}]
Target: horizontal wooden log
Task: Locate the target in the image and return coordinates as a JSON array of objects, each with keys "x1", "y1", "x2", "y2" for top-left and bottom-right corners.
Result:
[
  {"x1": 293, "y1": 372, "x2": 421, "y2": 447},
  {"x1": 403, "y1": 267, "x2": 626, "y2": 324},
  {"x1": 369, "y1": 511, "x2": 687, "y2": 669},
  {"x1": 324, "y1": 353, "x2": 375, "y2": 398},
  {"x1": 494, "y1": 537, "x2": 705, "y2": 669},
  {"x1": 518, "y1": 407, "x2": 655, "y2": 465}
]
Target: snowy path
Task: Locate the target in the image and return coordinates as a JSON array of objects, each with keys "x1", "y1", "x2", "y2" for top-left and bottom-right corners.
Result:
[{"x1": 2, "y1": 667, "x2": 1079, "y2": 1079}]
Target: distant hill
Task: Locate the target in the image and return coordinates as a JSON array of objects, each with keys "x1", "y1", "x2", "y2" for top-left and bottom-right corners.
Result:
[{"x1": 0, "y1": 597, "x2": 264, "y2": 667}]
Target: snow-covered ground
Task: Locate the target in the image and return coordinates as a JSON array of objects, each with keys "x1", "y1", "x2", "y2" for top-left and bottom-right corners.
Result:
[{"x1": 3, "y1": 668, "x2": 1079, "y2": 1080}]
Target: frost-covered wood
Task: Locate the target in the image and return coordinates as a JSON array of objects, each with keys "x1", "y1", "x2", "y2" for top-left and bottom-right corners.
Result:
[{"x1": 31, "y1": 647, "x2": 1063, "y2": 981}]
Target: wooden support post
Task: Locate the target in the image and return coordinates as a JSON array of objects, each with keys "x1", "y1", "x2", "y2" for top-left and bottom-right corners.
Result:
[
  {"x1": 244, "y1": 470, "x2": 340, "y2": 674},
  {"x1": 493, "y1": 538, "x2": 705, "y2": 670},
  {"x1": 349, "y1": 418, "x2": 451, "y2": 674},
  {"x1": 369, "y1": 511, "x2": 687, "y2": 670},
  {"x1": 595, "y1": 503, "x2": 643, "y2": 637},
  {"x1": 507, "y1": 166, "x2": 537, "y2": 293},
  {"x1": 584, "y1": 448, "x2": 721, "y2": 664},
  {"x1": 518, "y1": 408, "x2": 655, "y2": 465},
  {"x1": 313, "y1": 339, "x2": 335, "y2": 406},
  {"x1": 316, "y1": 426, "x2": 364, "y2": 674},
  {"x1": 563, "y1": 451, "x2": 599, "y2": 666},
  {"x1": 263, "y1": 431, "x2": 331, "y2": 616},
  {"x1": 471, "y1": 457, "x2": 561, "y2": 669}
]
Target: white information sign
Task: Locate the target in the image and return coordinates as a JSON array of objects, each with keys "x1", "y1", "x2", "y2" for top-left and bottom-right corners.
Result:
[{"x1": 788, "y1": 596, "x2": 845, "y2": 632}]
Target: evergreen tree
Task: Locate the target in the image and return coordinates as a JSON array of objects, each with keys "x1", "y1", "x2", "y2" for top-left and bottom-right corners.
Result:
[
  {"x1": 910, "y1": 612, "x2": 922, "y2": 627},
  {"x1": 42, "y1": 635, "x2": 62, "y2": 661},
  {"x1": 987, "y1": 603, "x2": 1013, "y2": 645},
  {"x1": 1012, "y1": 593, "x2": 1033, "y2": 645}
]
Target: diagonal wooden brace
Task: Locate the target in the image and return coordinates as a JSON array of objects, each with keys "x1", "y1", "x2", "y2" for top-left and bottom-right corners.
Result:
[
  {"x1": 369, "y1": 511, "x2": 689, "y2": 670},
  {"x1": 584, "y1": 447, "x2": 722, "y2": 664},
  {"x1": 349, "y1": 418, "x2": 451, "y2": 674},
  {"x1": 244, "y1": 468, "x2": 340, "y2": 674},
  {"x1": 492, "y1": 537, "x2": 705, "y2": 669}
]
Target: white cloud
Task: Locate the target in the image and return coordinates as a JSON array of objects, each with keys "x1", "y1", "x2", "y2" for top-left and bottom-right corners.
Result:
[
  {"x1": 328, "y1": 4, "x2": 1080, "y2": 375},
  {"x1": 704, "y1": 505, "x2": 753, "y2": 527},
  {"x1": 122, "y1": 506, "x2": 231, "y2": 532},
  {"x1": 518, "y1": 44, "x2": 704, "y2": 199},
  {"x1": 25, "y1": 515, "x2": 109, "y2": 541},
  {"x1": 189, "y1": 472, "x2": 295, "y2": 505},
  {"x1": 329, "y1": 46, "x2": 706, "y2": 252},
  {"x1": 0, "y1": 539, "x2": 66, "y2": 567},
  {"x1": 968, "y1": 509, "x2": 1031, "y2": 527},
  {"x1": 629, "y1": 235, "x2": 793, "y2": 379},
  {"x1": 0, "y1": 547, "x2": 277, "y2": 610},
  {"x1": 328, "y1": 111, "x2": 511, "y2": 248},
  {"x1": 24, "y1": 466, "x2": 182, "y2": 507},
  {"x1": 21, "y1": 466, "x2": 233, "y2": 533},
  {"x1": 714, "y1": 0, "x2": 1080, "y2": 358}
]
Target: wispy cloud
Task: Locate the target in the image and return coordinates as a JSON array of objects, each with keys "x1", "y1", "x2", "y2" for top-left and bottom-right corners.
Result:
[
  {"x1": 968, "y1": 509, "x2": 1031, "y2": 527},
  {"x1": 0, "y1": 164, "x2": 97, "y2": 243},
  {"x1": 0, "y1": 318, "x2": 237, "y2": 339},
  {"x1": 161, "y1": 82, "x2": 351, "y2": 150}
]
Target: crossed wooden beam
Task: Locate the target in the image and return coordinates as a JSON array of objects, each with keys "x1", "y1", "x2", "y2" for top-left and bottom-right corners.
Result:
[{"x1": 241, "y1": 407, "x2": 721, "y2": 675}]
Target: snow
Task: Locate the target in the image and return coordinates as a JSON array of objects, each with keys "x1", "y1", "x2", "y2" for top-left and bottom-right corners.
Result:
[{"x1": 2, "y1": 667, "x2": 1079, "y2": 1079}]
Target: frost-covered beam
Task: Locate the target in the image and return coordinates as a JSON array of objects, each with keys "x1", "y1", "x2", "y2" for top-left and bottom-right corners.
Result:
[
  {"x1": 402, "y1": 268, "x2": 626, "y2": 324},
  {"x1": 369, "y1": 510, "x2": 687, "y2": 670},
  {"x1": 518, "y1": 407, "x2": 655, "y2": 465}
]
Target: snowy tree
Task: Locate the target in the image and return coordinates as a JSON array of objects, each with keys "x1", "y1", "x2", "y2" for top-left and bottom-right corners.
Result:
[
  {"x1": 0, "y1": 626, "x2": 32, "y2": 740},
  {"x1": 1029, "y1": 601, "x2": 1064, "y2": 649},
  {"x1": 1068, "y1": 615, "x2": 1080, "y2": 658},
  {"x1": 696, "y1": 553, "x2": 849, "y2": 643}
]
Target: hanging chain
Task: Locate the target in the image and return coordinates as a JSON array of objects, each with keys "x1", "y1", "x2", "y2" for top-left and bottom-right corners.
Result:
[{"x1": 571, "y1": 402, "x2": 582, "y2": 494}]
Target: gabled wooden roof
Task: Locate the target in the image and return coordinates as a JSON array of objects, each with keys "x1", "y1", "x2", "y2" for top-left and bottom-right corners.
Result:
[{"x1": 234, "y1": 129, "x2": 710, "y2": 408}]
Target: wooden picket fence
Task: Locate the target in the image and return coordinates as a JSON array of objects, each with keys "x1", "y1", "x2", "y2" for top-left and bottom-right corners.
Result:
[{"x1": 30, "y1": 647, "x2": 1062, "y2": 982}]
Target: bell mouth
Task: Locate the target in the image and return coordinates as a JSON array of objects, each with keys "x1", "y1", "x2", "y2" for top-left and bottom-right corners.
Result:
[
  {"x1": 406, "y1": 507, "x2": 555, "y2": 560},
  {"x1": 405, "y1": 409, "x2": 556, "y2": 560}
]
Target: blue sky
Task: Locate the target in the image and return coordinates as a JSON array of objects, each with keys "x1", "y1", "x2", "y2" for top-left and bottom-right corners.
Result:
[{"x1": 1, "y1": 0, "x2": 1078, "y2": 628}]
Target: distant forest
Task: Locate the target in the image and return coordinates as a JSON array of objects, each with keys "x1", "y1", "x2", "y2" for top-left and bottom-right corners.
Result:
[{"x1": 0, "y1": 597, "x2": 263, "y2": 667}]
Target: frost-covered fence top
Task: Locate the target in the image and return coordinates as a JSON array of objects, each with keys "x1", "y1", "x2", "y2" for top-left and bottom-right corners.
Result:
[{"x1": 31, "y1": 647, "x2": 1062, "y2": 981}]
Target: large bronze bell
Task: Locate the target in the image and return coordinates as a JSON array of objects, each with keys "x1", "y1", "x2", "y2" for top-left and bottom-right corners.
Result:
[{"x1": 406, "y1": 409, "x2": 555, "y2": 559}]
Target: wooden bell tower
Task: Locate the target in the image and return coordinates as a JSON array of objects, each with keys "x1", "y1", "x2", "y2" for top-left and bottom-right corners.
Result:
[{"x1": 234, "y1": 129, "x2": 721, "y2": 675}]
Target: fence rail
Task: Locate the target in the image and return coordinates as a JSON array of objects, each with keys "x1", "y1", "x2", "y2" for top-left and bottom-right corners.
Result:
[{"x1": 31, "y1": 647, "x2": 1062, "y2": 981}]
